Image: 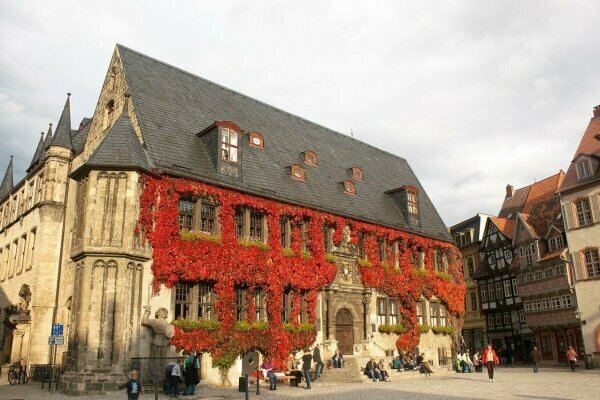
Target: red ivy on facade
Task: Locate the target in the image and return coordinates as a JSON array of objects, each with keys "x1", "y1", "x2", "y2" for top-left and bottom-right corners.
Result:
[{"x1": 139, "y1": 174, "x2": 465, "y2": 367}]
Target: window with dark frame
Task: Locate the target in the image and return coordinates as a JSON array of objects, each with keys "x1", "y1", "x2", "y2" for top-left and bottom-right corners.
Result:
[
  {"x1": 235, "y1": 208, "x2": 244, "y2": 238},
  {"x1": 470, "y1": 291, "x2": 478, "y2": 311},
  {"x1": 249, "y1": 210, "x2": 263, "y2": 241},
  {"x1": 300, "y1": 292, "x2": 308, "y2": 323},
  {"x1": 377, "y1": 298, "x2": 387, "y2": 325},
  {"x1": 253, "y1": 288, "x2": 266, "y2": 322},
  {"x1": 389, "y1": 299, "x2": 398, "y2": 325},
  {"x1": 174, "y1": 282, "x2": 215, "y2": 320},
  {"x1": 429, "y1": 302, "x2": 439, "y2": 326},
  {"x1": 357, "y1": 232, "x2": 365, "y2": 258},
  {"x1": 281, "y1": 289, "x2": 292, "y2": 322},
  {"x1": 300, "y1": 220, "x2": 310, "y2": 253},
  {"x1": 174, "y1": 283, "x2": 193, "y2": 319},
  {"x1": 416, "y1": 301, "x2": 424, "y2": 325},
  {"x1": 378, "y1": 239, "x2": 387, "y2": 262},
  {"x1": 178, "y1": 199, "x2": 195, "y2": 231},
  {"x1": 236, "y1": 287, "x2": 247, "y2": 321},
  {"x1": 200, "y1": 203, "x2": 216, "y2": 234},
  {"x1": 323, "y1": 225, "x2": 332, "y2": 253},
  {"x1": 439, "y1": 304, "x2": 447, "y2": 326},
  {"x1": 280, "y1": 217, "x2": 291, "y2": 248}
]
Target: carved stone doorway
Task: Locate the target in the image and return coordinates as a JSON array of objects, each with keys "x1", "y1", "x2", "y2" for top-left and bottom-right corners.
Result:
[{"x1": 335, "y1": 308, "x2": 354, "y2": 355}]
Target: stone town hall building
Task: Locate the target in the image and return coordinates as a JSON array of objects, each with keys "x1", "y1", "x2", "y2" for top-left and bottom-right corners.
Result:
[{"x1": 0, "y1": 45, "x2": 461, "y2": 393}]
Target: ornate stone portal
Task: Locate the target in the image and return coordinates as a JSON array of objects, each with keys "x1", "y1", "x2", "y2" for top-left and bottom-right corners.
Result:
[{"x1": 322, "y1": 229, "x2": 371, "y2": 356}]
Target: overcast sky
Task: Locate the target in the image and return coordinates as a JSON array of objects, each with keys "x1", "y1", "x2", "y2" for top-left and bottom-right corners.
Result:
[{"x1": 1, "y1": 1, "x2": 598, "y2": 227}]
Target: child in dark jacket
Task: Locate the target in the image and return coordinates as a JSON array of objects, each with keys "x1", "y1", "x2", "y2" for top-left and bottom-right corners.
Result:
[{"x1": 119, "y1": 370, "x2": 142, "y2": 400}]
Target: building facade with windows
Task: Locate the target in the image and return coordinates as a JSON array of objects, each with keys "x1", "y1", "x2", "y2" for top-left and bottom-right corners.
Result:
[
  {"x1": 0, "y1": 45, "x2": 463, "y2": 393},
  {"x1": 511, "y1": 172, "x2": 583, "y2": 364},
  {"x1": 450, "y1": 214, "x2": 491, "y2": 354},
  {"x1": 559, "y1": 105, "x2": 600, "y2": 366}
]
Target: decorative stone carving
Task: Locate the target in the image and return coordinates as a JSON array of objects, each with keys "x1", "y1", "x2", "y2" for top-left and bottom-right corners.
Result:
[{"x1": 17, "y1": 284, "x2": 32, "y2": 316}]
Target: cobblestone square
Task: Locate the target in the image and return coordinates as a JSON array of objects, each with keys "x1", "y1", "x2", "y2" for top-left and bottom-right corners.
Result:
[{"x1": 1, "y1": 366, "x2": 598, "y2": 400}]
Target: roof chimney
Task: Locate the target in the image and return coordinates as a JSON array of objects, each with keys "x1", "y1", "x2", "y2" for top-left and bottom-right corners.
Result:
[
  {"x1": 593, "y1": 105, "x2": 600, "y2": 118},
  {"x1": 505, "y1": 184, "x2": 514, "y2": 199}
]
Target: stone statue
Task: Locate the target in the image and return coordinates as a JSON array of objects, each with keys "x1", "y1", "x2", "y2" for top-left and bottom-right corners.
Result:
[
  {"x1": 141, "y1": 306, "x2": 174, "y2": 358},
  {"x1": 16, "y1": 284, "x2": 31, "y2": 316}
]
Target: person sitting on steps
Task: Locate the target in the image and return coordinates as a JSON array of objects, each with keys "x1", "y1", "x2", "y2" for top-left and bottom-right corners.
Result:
[
  {"x1": 332, "y1": 349, "x2": 344, "y2": 368},
  {"x1": 365, "y1": 357, "x2": 383, "y2": 382},
  {"x1": 416, "y1": 353, "x2": 433, "y2": 377}
]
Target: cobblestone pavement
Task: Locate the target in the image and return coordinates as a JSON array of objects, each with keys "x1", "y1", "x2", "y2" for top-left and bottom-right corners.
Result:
[{"x1": 0, "y1": 366, "x2": 598, "y2": 400}]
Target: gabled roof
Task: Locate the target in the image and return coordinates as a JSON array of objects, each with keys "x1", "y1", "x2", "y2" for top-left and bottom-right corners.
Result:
[
  {"x1": 0, "y1": 156, "x2": 14, "y2": 200},
  {"x1": 489, "y1": 217, "x2": 515, "y2": 240},
  {"x1": 115, "y1": 44, "x2": 451, "y2": 241},
  {"x1": 499, "y1": 171, "x2": 564, "y2": 217},
  {"x1": 75, "y1": 112, "x2": 151, "y2": 174},
  {"x1": 48, "y1": 94, "x2": 74, "y2": 150},
  {"x1": 560, "y1": 107, "x2": 600, "y2": 192}
]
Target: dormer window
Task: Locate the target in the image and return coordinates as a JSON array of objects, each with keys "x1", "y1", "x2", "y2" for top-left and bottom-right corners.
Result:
[
  {"x1": 220, "y1": 127, "x2": 238, "y2": 163},
  {"x1": 351, "y1": 166, "x2": 363, "y2": 181},
  {"x1": 343, "y1": 180, "x2": 356, "y2": 195},
  {"x1": 248, "y1": 131, "x2": 264, "y2": 149},
  {"x1": 290, "y1": 164, "x2": 305, "y2": 181},
  {"x1": 304, "y1": 150, "x2": 318, "y2": 166},
  {"x1": 406, "y1": 187, "x2": 418, "y2": 215},
  {"x1": 576, "y1": 158, "x2": 591, "y2": 179}
]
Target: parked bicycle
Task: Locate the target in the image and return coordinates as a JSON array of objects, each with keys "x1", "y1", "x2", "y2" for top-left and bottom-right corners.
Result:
[{"x1": 8, "y1": 360, "x2": 29, "y2": 385}]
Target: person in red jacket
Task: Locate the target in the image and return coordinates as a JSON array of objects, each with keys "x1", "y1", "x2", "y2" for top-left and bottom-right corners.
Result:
[
  {"x1": 481, "y1": 344, "x2": 499, "y2": 382},
  {"x1": 566, "y1": 346, "x2": 578, "y2": 372}
]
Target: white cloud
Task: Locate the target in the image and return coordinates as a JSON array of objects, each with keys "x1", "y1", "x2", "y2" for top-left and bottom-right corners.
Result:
[{"x1": 1, "y1": 0, "x2": 598, "y2": 227}]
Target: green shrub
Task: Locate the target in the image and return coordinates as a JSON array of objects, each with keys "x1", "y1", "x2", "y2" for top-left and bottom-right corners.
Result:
[
  {"x1": 357, "y1": 258, "x2": 372, "y2": 267},
  {"x1": 238, "y1": 239, "x2": 271, "y2": 251},
  {"x1": 431, "y1": 326, "x2": 454, "y2": 335},
  {"x1": 281, "y1": 248, "x2": 295, "y2": 257},
  {"x1": 325, "y1": 252, "x2": 337, "y2": 263},
  {"x1": 418, "y1": 324, "x2": 431, "y2": 333},
  {"x1": 435, "y1": 271, "x2": 452, "y2": 281}
]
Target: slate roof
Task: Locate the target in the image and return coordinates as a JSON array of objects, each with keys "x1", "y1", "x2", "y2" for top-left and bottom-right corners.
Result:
[
  {"x1": 0, "y1": 156, "x2": 14, "y2": 201},
  {"x1": 115, "y1": 45, "x2": 451, "y2": 241},
  {"x1": 27, "y1": 132, "x2": 46, "y2": 172},
  {"x1": 72, "y1": 118, "x2": 92, "y2": 154},
  {"x1": 560, "y1": 108, "x2": 600, "y2": 192},
  {"x1": 48, "y1": 95, "x2": 74, "y2": 150},
  {"x1": 80, "y1": 112, "x2": 151, "y2": 172}
]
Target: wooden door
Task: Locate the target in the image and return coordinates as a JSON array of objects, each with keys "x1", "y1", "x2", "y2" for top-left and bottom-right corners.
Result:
[{"x1": 335, "y1": 308, "x2": 354, "y2": 355}]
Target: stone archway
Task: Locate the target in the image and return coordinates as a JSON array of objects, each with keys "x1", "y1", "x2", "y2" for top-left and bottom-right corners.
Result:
[{"x1": 335, "y1": 308, "x2": 354, "y2": 355}]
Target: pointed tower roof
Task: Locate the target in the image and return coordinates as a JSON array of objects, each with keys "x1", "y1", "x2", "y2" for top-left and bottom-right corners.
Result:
[
  {"x1": 72, "y1": 111, "x2": 152, "y2": 178},
  {"x1": 27, "y1": 132, "x2": 46, "y2": 173},
  {"x1": 42, "y1": 123, "x2": 53, "y2": 150},
  {"x1": 0, "y1": 156, "x2": 14, "y2": 200},
  {"x1": 48, "y1": 93, "x2": 74, "y2": 150}
]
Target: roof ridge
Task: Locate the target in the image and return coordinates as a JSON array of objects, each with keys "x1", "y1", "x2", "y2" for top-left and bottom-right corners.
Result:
[{"x1": 116, "y1": 44, "x2": 409, "y2": 164}]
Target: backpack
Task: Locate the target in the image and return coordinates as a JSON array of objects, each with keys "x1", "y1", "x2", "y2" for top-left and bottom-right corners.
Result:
[{"x1": 166, "y1": 364, "x2": 175, "y2": 377}]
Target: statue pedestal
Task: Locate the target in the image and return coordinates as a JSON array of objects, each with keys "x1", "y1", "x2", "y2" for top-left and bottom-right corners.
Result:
[{"x1": 59, "y1": 370, "x2": 127, "y2": 395}]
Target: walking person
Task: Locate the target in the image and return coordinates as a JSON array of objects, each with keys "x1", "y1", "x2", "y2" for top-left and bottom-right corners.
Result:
[
  {"x1": 530, "y1": 346, "x2": 542, "y2": 373},
  {"x1": 313, "y1": 344, "x2": 324, "y2": 381},
  {"x1": 301, "y1": 348, "x2": 313, "y2": 389},
  {"x1": 481, "y1": 344, "x2": 499, "y2": 382},
  {"x1": 566, "y1": 346, "x2": 578, "y2": 372},
  {"x1": 119, "y1": 370, "x2": 142, "y2": 400}
]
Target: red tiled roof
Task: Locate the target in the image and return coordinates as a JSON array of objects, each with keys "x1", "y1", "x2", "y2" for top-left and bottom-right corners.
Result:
[
  {"x1": 499, "y1": 171, "x2": 564, "y2": 218},
  {"x1": 561, "y1": 113, "x2": 600, "y2": 191},
  {"x1": 490, "y1": 217, "x2": 515, "y2": 239}
]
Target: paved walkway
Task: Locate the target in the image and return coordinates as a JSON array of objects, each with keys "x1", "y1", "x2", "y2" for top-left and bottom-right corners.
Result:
[{"x1": 0, "y1": 366, "x2": 598, "y2": 400}]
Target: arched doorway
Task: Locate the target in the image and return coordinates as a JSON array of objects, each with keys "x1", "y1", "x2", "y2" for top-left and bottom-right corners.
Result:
[{"x1": 335, "y1": 308, "x2": 354, "y2": 355}]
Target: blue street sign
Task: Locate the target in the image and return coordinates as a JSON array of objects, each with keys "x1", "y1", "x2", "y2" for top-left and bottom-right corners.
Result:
[{"x1": 51, "y1": 324, "x2": 64, "y2": 336}]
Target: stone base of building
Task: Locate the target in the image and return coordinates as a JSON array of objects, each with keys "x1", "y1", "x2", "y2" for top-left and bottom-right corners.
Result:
[{"x1": 59, "y1": 370, "x2": 126, "y2": 395}]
